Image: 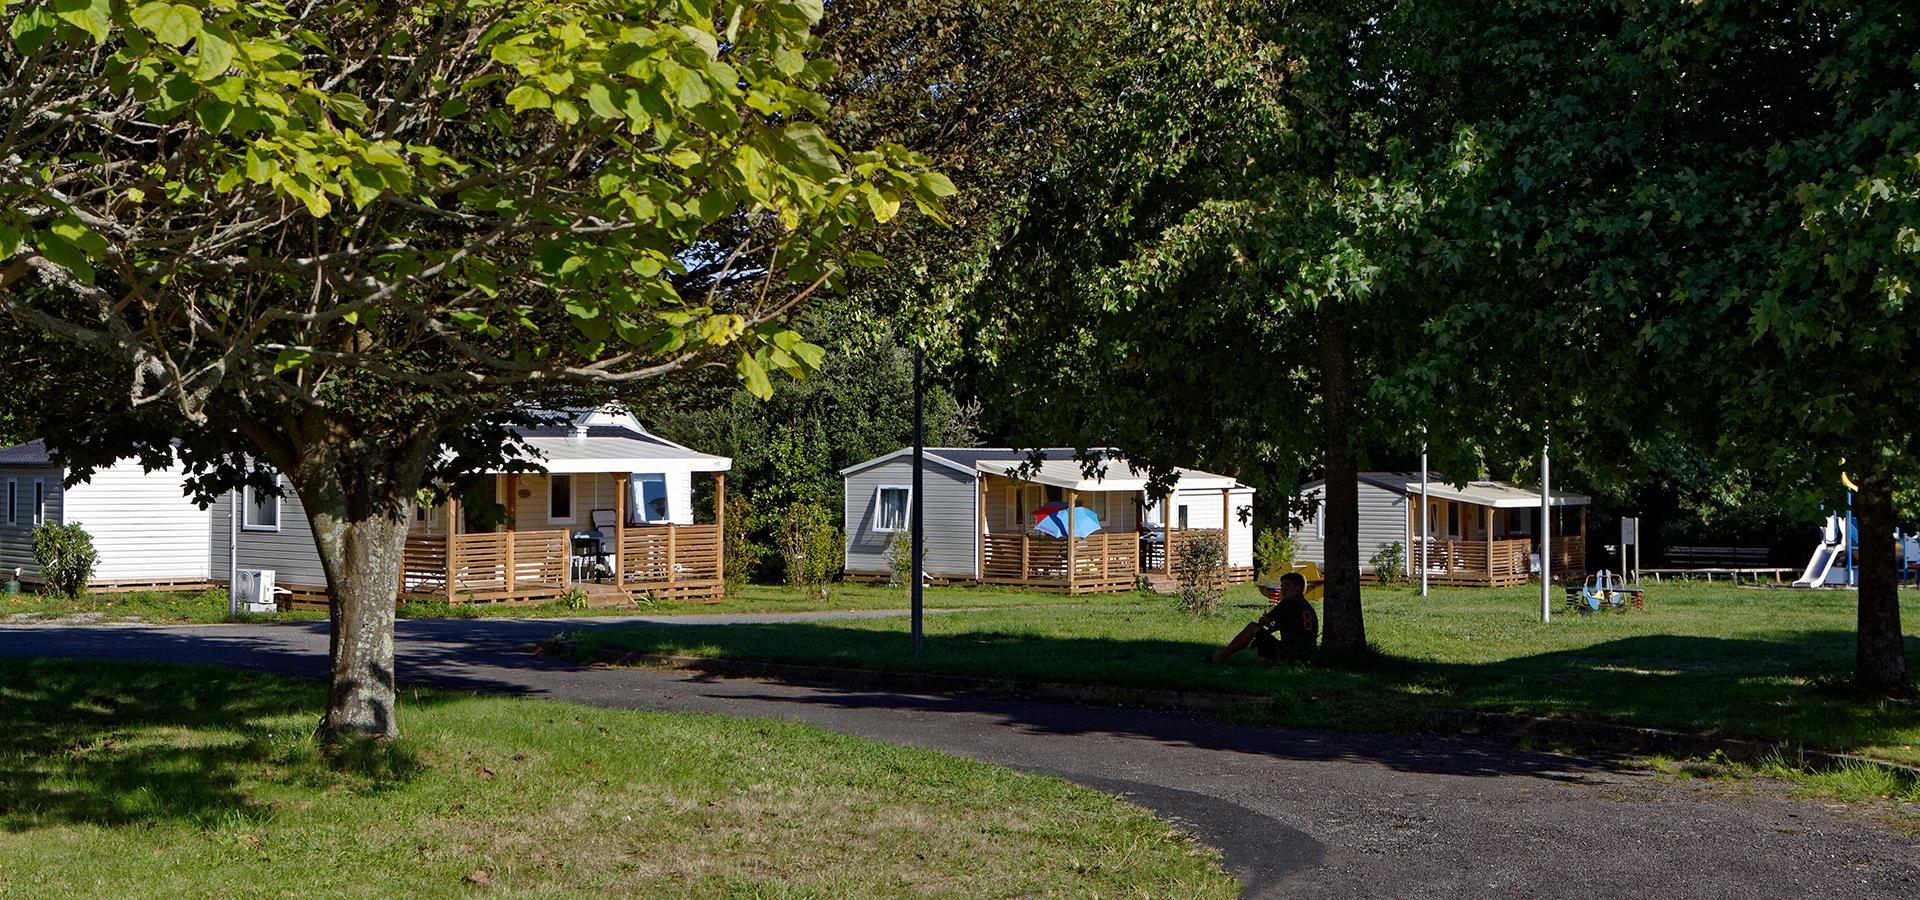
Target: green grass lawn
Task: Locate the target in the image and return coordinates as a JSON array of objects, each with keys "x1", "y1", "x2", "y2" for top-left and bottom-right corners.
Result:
[
  {"x1": 0, "y1": 658, "x2": 1235, "y2": 898},
  {"x1": 1, "y1": 581, "x2": 1071, "y2": 625},
  {"x1": 570, "y1": 581, "x2": 1920, "y2": 766}
]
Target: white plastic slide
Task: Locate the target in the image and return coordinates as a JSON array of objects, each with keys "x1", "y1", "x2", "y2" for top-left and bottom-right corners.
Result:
[{"x1": 1793, "y1": 515, "x2": 1848, "y2": 588}]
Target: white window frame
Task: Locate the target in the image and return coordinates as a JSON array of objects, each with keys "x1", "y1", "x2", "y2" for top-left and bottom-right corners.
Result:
[
  {"x1": 874, "y1": 485, "x2": 912, "y2": 533},
  {"x1": 1178, "y1": 504, "x2": 1191, "y2": 531},
  {"x1": 243, "y1": 478, "x2": 281, "y2": 532},
  {"x1": 5, "y1": 477, "x2": 15, "y2": 526},
  {"x1": 32, "y1": 478, "x2": 46, "y2": 526},
  {"x1": 547, "y1": 474, "x2": 577, "y2": 524},
  {"x1": 1314, "y1": 497, "x2": 1325, "y2": 540}
]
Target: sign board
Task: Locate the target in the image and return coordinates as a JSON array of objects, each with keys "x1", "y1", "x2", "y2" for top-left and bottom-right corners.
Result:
[{"x1": 1620, "y1": 517, "x2": 1639, "y2": 545}]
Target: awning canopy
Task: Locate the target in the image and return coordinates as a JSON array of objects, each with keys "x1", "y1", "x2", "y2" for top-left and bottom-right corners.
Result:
[
  {"x1": 1401, "y1": 480, "x2": 1589, "y2": 509},
  {"x1": 974, "y1": 458, "x2": 1241, "y2": 493}
]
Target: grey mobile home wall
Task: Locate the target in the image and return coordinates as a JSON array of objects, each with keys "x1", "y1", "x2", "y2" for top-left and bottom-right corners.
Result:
[
  {"x1": 208, "y1": 475, "x2": 330, "y2": 588},
  {"x1": 1292, "y1": 482, "x2": 1409, "y2": 575},
  {"x1": 844, "y1": 457, "x2": 978, "y2": 579},
  {"x1": 0, "y1": 466, "x2": 63, "y2": 579}
]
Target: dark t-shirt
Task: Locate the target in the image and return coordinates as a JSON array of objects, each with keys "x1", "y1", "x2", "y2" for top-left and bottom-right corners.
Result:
[{"x1": 1266, "y1": 595, "x2": 1318, "y2": 649}]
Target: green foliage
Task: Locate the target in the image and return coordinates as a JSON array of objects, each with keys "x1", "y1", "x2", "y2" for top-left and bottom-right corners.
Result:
[
  {"x1": 31, "y1": 522, "x2": 98, "y2": 599},
  {"x1": 884, "y1": 530, "x2": 914, "y2": 588},
  {"x1": 557, "y1": 588, "x2": 590, "y2": 611},
  {"x1": 1254, "y1": 528, "x2": 1296, "y2": 582},
  {"x1": 1174, "y1": 533, "x2": 1227, "y2": 617},
  {"x1": 776, "y1": 501, "x2": 841, "y2": 596},
  {"x1": 721, "y1": 492, "x2": 763, "y2": 593},
  {"x1": 1369, "y1": 542, "x2": 1406, "y2": 587}
]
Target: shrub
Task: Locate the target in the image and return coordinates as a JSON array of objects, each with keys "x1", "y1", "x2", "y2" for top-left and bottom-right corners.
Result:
[
  {"x1": 558, "y1": 588, "x2": 590, "y2": 611},
  {"x1": 32, "y1": 522, "x2": 98, "y2": 600},
  {"x1": 1175, "y1": 532, "x2": 1227, "y2": 616},
  {"x1": 722, "y1": 493, "x2": 763, "y2": 593},
  {"x1": 1369, "y1": 541, "x2": 1407, "y2": 585},
  {"x1": 777, "y1": 502, "x2": 842, "y2": 598},
  {"x1": 884, "y1": 531, "x2": 916, "y2": 587},
  {"x1": 1254, "y1": 528, "x2": 1296, "y2": 581}
]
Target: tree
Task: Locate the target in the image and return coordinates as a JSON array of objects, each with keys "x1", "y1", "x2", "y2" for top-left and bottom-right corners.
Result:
[
  {"x1": 967, "y1": 0, "x2": 1467, "y2": 657},
  {"x1": 1425, "y1": 0, "x2": 1917, "y2": 693},
  {"x1": 0, "y1": 0, "x2": 949, "y2": 738}
]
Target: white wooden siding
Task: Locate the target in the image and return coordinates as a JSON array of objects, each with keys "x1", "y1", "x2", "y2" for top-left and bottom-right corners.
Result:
[
  {"x1": 1170, "y1": 486, "x2": 1257, "y2": 568},
  {"x1": 0, "y1": 465, "x2": 63, "y2": 579},
  {"x1": 1294, "y1": 483, "x2": 1409, "y2": 573},
  {"x1": 62, "y1": 461, "x2": 211, "y2": 582},
  {"x1": 844, "y1": 458, "x2": 978, "y2": 578}
]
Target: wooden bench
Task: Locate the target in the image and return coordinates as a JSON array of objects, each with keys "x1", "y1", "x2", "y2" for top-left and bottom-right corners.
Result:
[{"x1": 1665, "y1": 546, "x2": 1771, "y2": 568}]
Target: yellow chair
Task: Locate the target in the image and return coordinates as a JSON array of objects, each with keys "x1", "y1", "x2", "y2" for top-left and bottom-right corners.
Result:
[{"x1": 1290, "y1": 562, "x2": 1325, "y2": 602}]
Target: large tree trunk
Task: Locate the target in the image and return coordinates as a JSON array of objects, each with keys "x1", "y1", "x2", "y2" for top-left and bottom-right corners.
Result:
[
  {"x1": 273, "y1": 423, "x2": 439, "y2": 742},
  {"x1": 1318, "y1": 299, "x2": 1366, "y2": 656},
  {"x1": 1851, "y1": 462, "x2": 1911, "y2": 696}
]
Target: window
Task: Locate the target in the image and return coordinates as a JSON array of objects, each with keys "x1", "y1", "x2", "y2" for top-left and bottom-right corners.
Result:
[
  {"x1": 1314, "y1": 498, "x2": 1324, "y2": 539},
  {"x1": 5, "y1": 478, "x2": 14, "y2": 525},
  {"x1": 243, "y1": 479, "x2": 280, "y2": 531},
  {"x1": 32, "y1": 479, "x2": 45, "y2": 526},
  {"x1": 548, "y1": 474, "x2": 575, "y2": 523},
  {"x1": 631, "y1": 474, "x2": 669, "y2": 524},
  {"x1": 875, "y1": 486, "x2": 911, "y2": 532},
  {"x1": 1447, "y1": 503, "x2": 1459, "y2": 537},
  {"x1": 1178, "y1": 504, "x2": 1191, "y2": 531}
]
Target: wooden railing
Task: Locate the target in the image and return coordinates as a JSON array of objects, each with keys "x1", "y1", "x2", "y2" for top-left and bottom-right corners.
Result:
[
  {"x1": 402, "y1": 529, "x2": 569, "y2": 604},
  {"x1": 1410, "y1": 537, "x2": 1585, "y2": 587},
  {"x1": 618, "y1": 524, "x2": 722, "y2": 601},
  {"x1": 981, "y1": 532, "x2": 1138, "y2": 593},
  {"x1": 1140, "y1": 528, "x2": 1225, "y2": 573}
]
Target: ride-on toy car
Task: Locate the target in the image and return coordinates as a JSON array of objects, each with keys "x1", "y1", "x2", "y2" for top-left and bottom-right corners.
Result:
[{"x1": 1564, "y1": 570, "x2": 1644, "y2": 613}]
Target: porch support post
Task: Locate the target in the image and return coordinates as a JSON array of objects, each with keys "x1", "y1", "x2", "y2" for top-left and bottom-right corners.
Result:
[
  {"x1": 1485, "y1": 505, "x2": 1495, "y2": 587},
  {"x1": 1162, "y1": 492, "x2": 1173, "y2": 577},
  {"x1": 504, "y1": 528, "x2": 516, "y2": 595},
  {"x1": 614, "y1": 473, "x2": 628, "y2": 586},
  {"x1": 977, "y1": 477, "x2": 987, "y2": 581},
  {"x1": 714, "y1": 473, "x2": 726, "y2": 590},
  {"x1": 1066, "y1": 489, "x2": 1079, "y2": 592},
  {"x1": 505, "y1": 474, "x2": 519, "y2": 530},
  {"x1": 444, "y1": 495, "x2": 460, "y2": 602}
]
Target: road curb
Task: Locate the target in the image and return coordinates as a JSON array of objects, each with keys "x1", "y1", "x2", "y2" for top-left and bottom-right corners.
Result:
[{"x1": 561, "y1": 643, "x2": 1920, "y2": 783}]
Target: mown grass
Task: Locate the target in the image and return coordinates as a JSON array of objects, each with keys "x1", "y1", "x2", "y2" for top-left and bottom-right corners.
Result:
[
  {"x1": 571, "y1": 581, "x2": 1920, "y2": 766},
  {"x1": 0, "y1": 658, "x2": 1236, "y2": 898},
  {"x1": 3, "y1": 581, "x2": 1072, "y2": 625}
]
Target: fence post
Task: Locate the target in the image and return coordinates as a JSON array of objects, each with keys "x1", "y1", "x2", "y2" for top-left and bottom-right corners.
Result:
[
  {"x1": 667, "y1": 523, "x2": 678, "y2": 586},
  {"x1": 444, "y1": 496, "x2": 459, "y2": 603},
  {"x1": 505, "y1": 529, "x2": 516, "y2": 596}
]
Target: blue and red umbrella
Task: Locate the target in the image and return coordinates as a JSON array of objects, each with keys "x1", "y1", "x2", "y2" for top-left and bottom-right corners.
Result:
[{"x1": 1032, "y1": 502, "x2": 1101, "y2": 538}]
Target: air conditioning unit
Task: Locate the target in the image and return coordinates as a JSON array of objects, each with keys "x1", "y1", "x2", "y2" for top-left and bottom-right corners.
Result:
[{"x1": 234, "y1": 568, "x2": 280, "y2": 613}]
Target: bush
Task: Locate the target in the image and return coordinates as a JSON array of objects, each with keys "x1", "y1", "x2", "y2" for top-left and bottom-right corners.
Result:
[
  {"x1": 722, "y1": 493, "x2": 763, "y2": 593},
  {"x1": 1175, "y1": 532, "x2": 1227, "y2": 616},
  {"x1": 32, "y1": 522, "x2": 98, "y2": 599},
  {"x1": 1254, "y1": 528, "x2": 1296, "y2": 581},
  {"x1": 884, "y1": 531, "x2": 916, "y2": 587},
  {"x1": 1369, "y1": 541, "x2": 1406, "y2": 585},
  {"x1": 777, "y1": 502, "x2": 842, "y2": 598}
]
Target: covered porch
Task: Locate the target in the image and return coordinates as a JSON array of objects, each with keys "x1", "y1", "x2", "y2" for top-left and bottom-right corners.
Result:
[
  {"x1": 1406, "y1": 480, "x2": 1588, "y2": 587},
  {"x1": 400, "y1": 470, "x2": 727, "y2": 605},
  {"x1": 973, "y1": 460, "x2": 1250, "y2": 593}
]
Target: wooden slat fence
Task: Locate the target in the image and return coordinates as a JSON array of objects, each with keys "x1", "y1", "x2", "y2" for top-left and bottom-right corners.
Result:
[
  {"x1": 618, "y1": 524, "x2": 723, "y2": 601},
  {"x1": 980, "y1": 532, "x2": 1138, "y2": 593},
  {"x1": 400, "y1": 529, "x2": 569, "y2": 605},
  {"x1": 1410, "y1": 537, "x2": 1583, "y2": 587}
]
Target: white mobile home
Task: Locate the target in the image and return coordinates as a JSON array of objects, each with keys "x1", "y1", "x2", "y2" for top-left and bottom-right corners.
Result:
[
  {"x1": 0, "y1": 440, "x2": 214, "y2": 589},
  {"x1": 1293, "y1": 472, "x2": 1591, "y2": 586},
  {"x1": 841, "y1": 448, "x2": 1255, "y2": 593}
]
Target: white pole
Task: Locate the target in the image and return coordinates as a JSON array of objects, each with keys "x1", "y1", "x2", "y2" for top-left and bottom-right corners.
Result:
[
  {"x1": 1419, "y1": 431, "x2": 1429, "y2": 598},
  {"x1": 228, "y1": 487, "x2": 240, "y2": 617},
  {"x1": 1540, "y1": 435, "x2": 1552, "y2": 623}
]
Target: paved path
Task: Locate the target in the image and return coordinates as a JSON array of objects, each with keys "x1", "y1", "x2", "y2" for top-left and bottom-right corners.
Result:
[{"x1": 2, "y1": 617, "x2": 1914, "y2": 899}]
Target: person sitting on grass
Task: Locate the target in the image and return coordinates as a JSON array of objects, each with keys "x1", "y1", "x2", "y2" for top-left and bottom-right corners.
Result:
[{"x1": 1208, "y1": 571, "x2": 1317, "y2": 662}]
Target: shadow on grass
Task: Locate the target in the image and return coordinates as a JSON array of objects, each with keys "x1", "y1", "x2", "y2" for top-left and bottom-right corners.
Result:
[
  {"x1": 574, "y1": 621, "x2": 1918, "y2": 760},
  {"x1": 0, "y1": 658, "x2": 447, "y2": 832}
]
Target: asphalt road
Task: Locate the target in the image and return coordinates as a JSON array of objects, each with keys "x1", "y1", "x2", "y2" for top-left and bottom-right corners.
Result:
[{"x1": 2, "y1": 615, "x2": 1914, "y2": 899}]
